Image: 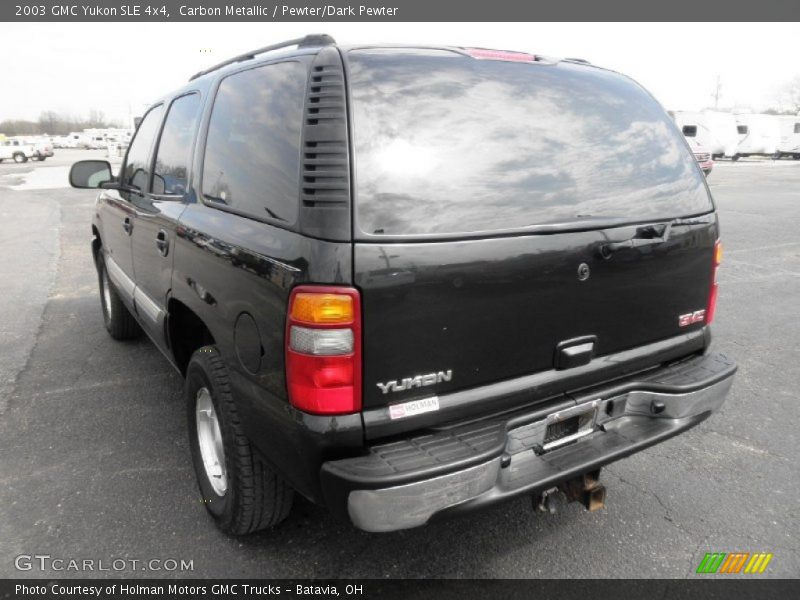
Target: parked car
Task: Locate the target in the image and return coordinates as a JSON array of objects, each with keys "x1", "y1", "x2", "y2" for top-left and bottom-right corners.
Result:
[
  {"x1": 69, "y1": 35, "x2": 736, "y2": 535},
  {"x1": 0, "y1": 139, "x2": 36, "y2": 163},
  {"x1": 30, "y1": 139, "x2": 54, "y2": 161},
  {"x1": 688, "y1": 139, "x2": 714, "y2": 176}
]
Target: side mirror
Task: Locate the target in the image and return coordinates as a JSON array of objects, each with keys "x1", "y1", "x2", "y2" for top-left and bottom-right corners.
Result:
[{"x1": 69, "y1": 160, "x2": 113, "y2": 189}]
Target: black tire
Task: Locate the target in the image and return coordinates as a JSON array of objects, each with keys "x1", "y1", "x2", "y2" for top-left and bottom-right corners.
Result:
[
  {"x1": 730, "y1": 154, "x2": 740, "y2": 162},
  {"x1": 97, "y1": 251, "x2": 141, "y2": 340},
  {"x1": 793, "y1": 154, "x2": 800, "y2": 160},
  {"x1": 186, "y1": 346, "x2": 293, "y2": 535},
  {"x1": 13, "y1": 152, "x2": 27, "y2": 163}
]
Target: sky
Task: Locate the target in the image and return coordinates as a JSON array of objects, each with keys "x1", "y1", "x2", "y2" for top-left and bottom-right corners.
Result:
[{"x1": 0, "y1": 22, "x2": 797, "y2": 124}]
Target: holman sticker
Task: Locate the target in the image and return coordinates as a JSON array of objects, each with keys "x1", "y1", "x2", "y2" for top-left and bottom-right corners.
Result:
[{"x1": 389, "y1": 397, "x2": 440, "y2": 420}]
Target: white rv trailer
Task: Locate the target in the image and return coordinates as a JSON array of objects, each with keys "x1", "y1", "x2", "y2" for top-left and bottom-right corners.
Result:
[
  {"x1": 672, "y1": 110, "x2": 739, "y2": 158},
  {"x1": 734, "y1": 114, "x2": 781, "y2": 158},
  {"x1": 776, "y1": 115, "x2": 800, "y2": 159}
]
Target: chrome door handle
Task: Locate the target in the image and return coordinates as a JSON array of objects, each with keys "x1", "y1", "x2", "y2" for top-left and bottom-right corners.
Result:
[{"x1": 156, "y1": 230, "x2": 169, "y2": 257}]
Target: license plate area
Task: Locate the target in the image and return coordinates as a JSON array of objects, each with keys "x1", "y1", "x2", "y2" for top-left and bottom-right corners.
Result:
[{"x1": 542, "y1": 402, "x2": 598, "y2": 452}]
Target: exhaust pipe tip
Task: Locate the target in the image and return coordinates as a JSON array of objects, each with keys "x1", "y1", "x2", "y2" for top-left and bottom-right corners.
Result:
[{"x1": 583, "y1": 485, "x2": 606, "y2": 511}]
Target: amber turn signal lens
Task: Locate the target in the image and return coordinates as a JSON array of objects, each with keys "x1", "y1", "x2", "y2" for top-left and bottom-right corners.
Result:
[
  {"x1": 714, "y1": 241, "x2": 723, "y2": 266},
  {"x1": 290, "y1": 293, "x2": 354, "y2": 324}
]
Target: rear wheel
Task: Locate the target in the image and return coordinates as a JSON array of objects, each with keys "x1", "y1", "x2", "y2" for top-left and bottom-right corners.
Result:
[
  {"x1": 97, "y1": 252, "x2": 141, "y2": 340},
  {"x1": 793, "y1": 154, "x2": 800, "y2": 160},
  {"x1": 730, "y1": 154, "x2": 740, "y2": 161},
  {"x1": 13, "y1": 152, "x2": 27, "y2": 163},
  {"x1": 186, "y1": 346, "x2": 293, "y2": 535}
]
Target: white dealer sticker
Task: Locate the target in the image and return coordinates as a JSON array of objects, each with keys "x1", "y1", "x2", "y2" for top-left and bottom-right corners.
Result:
[{"x1": 388, "y1": 397, "x2": 440, "y2": 420}]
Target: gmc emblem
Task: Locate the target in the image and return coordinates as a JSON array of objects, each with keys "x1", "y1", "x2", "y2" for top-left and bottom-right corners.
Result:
[{"x1": 679, "y1": 310, "x2": 706, "y2": 327}]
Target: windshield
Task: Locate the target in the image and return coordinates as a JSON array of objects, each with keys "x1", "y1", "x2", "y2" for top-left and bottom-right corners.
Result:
[{"x1": 348, "y1": 49, "x2": 712, "y2": 238}]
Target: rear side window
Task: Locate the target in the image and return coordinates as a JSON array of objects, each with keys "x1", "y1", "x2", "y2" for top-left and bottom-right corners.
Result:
[
  {"x1": 794, "y1": 123, "x2": 800, "y2": 134},
  {"x1": 153, "y1": 93, "x2": 202, "y2": 196},
  {"x1": 122, "y1": 105, "x2": 163, "y2": 193},
  {"x1": 201, "y1": 61, "x2": 306, "y2": 223},
  {"x1": 682, "y1": 125, "x2": 697, "y2": 137},
  {"x1": 737, "y1": 125, "x2": 749, "y2": 135},
  {"x1": 348, "y1": 50, "x2": 713, "y2": 237}
]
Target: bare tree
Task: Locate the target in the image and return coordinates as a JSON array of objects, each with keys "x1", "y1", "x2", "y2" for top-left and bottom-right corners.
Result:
[
  {"x1": 775, "y1": 75, "x2": 800, "y2": 115},
  {"x1": 38, "y1": 111, "x2": 59, "y2": 135},
  {"x1": 1, "y1": 110, "x2": 123, "y2": 136}
]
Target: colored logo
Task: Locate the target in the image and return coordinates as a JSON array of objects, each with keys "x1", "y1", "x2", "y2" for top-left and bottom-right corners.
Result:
[{"x1": 696, "y1": 552, "x2": 773, "y2": 574}]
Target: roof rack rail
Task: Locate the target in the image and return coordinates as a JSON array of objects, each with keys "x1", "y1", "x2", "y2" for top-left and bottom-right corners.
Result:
[{"x1": 189, "y1": 34, "x2": 336, "y2": 81}]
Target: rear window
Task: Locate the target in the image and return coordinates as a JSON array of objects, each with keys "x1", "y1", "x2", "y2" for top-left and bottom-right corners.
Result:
[
  {"x1": 348, "y1": 49, "x2": 712, "y2": 238},
  {"x1": 682, "y1": 125, "x2": 697, "y2": 137}
]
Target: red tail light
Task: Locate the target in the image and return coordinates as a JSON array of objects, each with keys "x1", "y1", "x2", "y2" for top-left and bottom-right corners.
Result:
[
  {"x1": 285, "y1": 286, "x2": 361, "y2": 414},
  {"x1": 706, "y1": 240, "x2": 722, "y2": 325}
]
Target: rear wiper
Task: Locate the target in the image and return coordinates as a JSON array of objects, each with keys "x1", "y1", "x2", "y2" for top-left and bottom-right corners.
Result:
[{"x1": 599, "y1": 217, "x2": 709, "y2": 259}]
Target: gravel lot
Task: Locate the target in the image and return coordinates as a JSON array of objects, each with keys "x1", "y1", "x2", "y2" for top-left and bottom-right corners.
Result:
[{"x1": 1, "y1": 151, "x2": 798, "y2": 578}]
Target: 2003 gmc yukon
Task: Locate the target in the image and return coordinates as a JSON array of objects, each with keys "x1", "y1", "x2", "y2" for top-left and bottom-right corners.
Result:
[{"x1": 69, "y1": 35, "x2": 736, "y2": 534}]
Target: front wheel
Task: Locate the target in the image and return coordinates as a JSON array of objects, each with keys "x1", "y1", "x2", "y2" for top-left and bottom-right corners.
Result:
[
  {"x1": 186, "y1": 346, "x2": 293, "y2": 535},
  {"x1": 13, "y1": 153, "x2": 27, "y2": 163}
]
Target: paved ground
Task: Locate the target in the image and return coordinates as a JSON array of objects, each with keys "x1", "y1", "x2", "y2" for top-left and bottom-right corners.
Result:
[{"x1": 0, "y1": 151, "x2": 798, "y2": 578}]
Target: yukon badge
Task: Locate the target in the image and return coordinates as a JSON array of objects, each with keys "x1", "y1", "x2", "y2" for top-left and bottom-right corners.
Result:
[{"x1": 377, "y1": 370, "x2": 453, "y2": 395}]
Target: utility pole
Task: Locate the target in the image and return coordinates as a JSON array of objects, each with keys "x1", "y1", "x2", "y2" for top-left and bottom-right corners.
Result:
[{"x1": 712, "y1": 76, "x2": 722, "y2": 109}]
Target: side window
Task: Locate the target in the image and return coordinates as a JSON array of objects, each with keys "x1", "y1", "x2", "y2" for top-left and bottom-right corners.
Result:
[
  {"x1": 121, "y1": 105, "x2": 164, "y2": 194},
  {"x1": 201, "y1": 61, "x2": 306, "y2": 223},
  {"x1": 682, "y1": 125, "x2": 697, "y2": 137},
  {"x1": 794, "y1": 123, "x2": 800, "y2": 134},
  {"x1": 737, "y1": 125, "x2": 748, "y2": 135},
  {"x1": 153, "y1": 94, "x2": 202, "y2": 196}
]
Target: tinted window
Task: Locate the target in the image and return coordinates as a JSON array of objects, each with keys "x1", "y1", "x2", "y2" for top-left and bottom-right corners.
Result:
[
  {"x1": 122, "y1": 105, "x2": 163, "y2": 193},
  {"x1": 682, "y1": 125, "x2": 697, "y2": 137},
  {"x1": 349, "y1": 50, "x2": 713, "y2": 237},
  {"x1": 202, "y1": 61, "x2": 305, "y2": 223},
  {"x1": 153, "y1": 94, "x2": 202, "y2": 196},
  {"x1": 737, "y1": 125, "x2": 749, "y2": 135},
  {"x1": 794, "y1": 123, "x2": 800, "y2": 134}
]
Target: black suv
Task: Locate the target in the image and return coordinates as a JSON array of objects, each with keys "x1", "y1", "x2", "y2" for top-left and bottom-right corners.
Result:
[{"x1": 70, "y1": 35, "x2": 736, "y2": 534}]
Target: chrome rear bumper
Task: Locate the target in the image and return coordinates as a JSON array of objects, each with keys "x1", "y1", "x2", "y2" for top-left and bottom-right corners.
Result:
[{"x1": 327, "y1": 354, "x2": 735, "y2": 533}]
